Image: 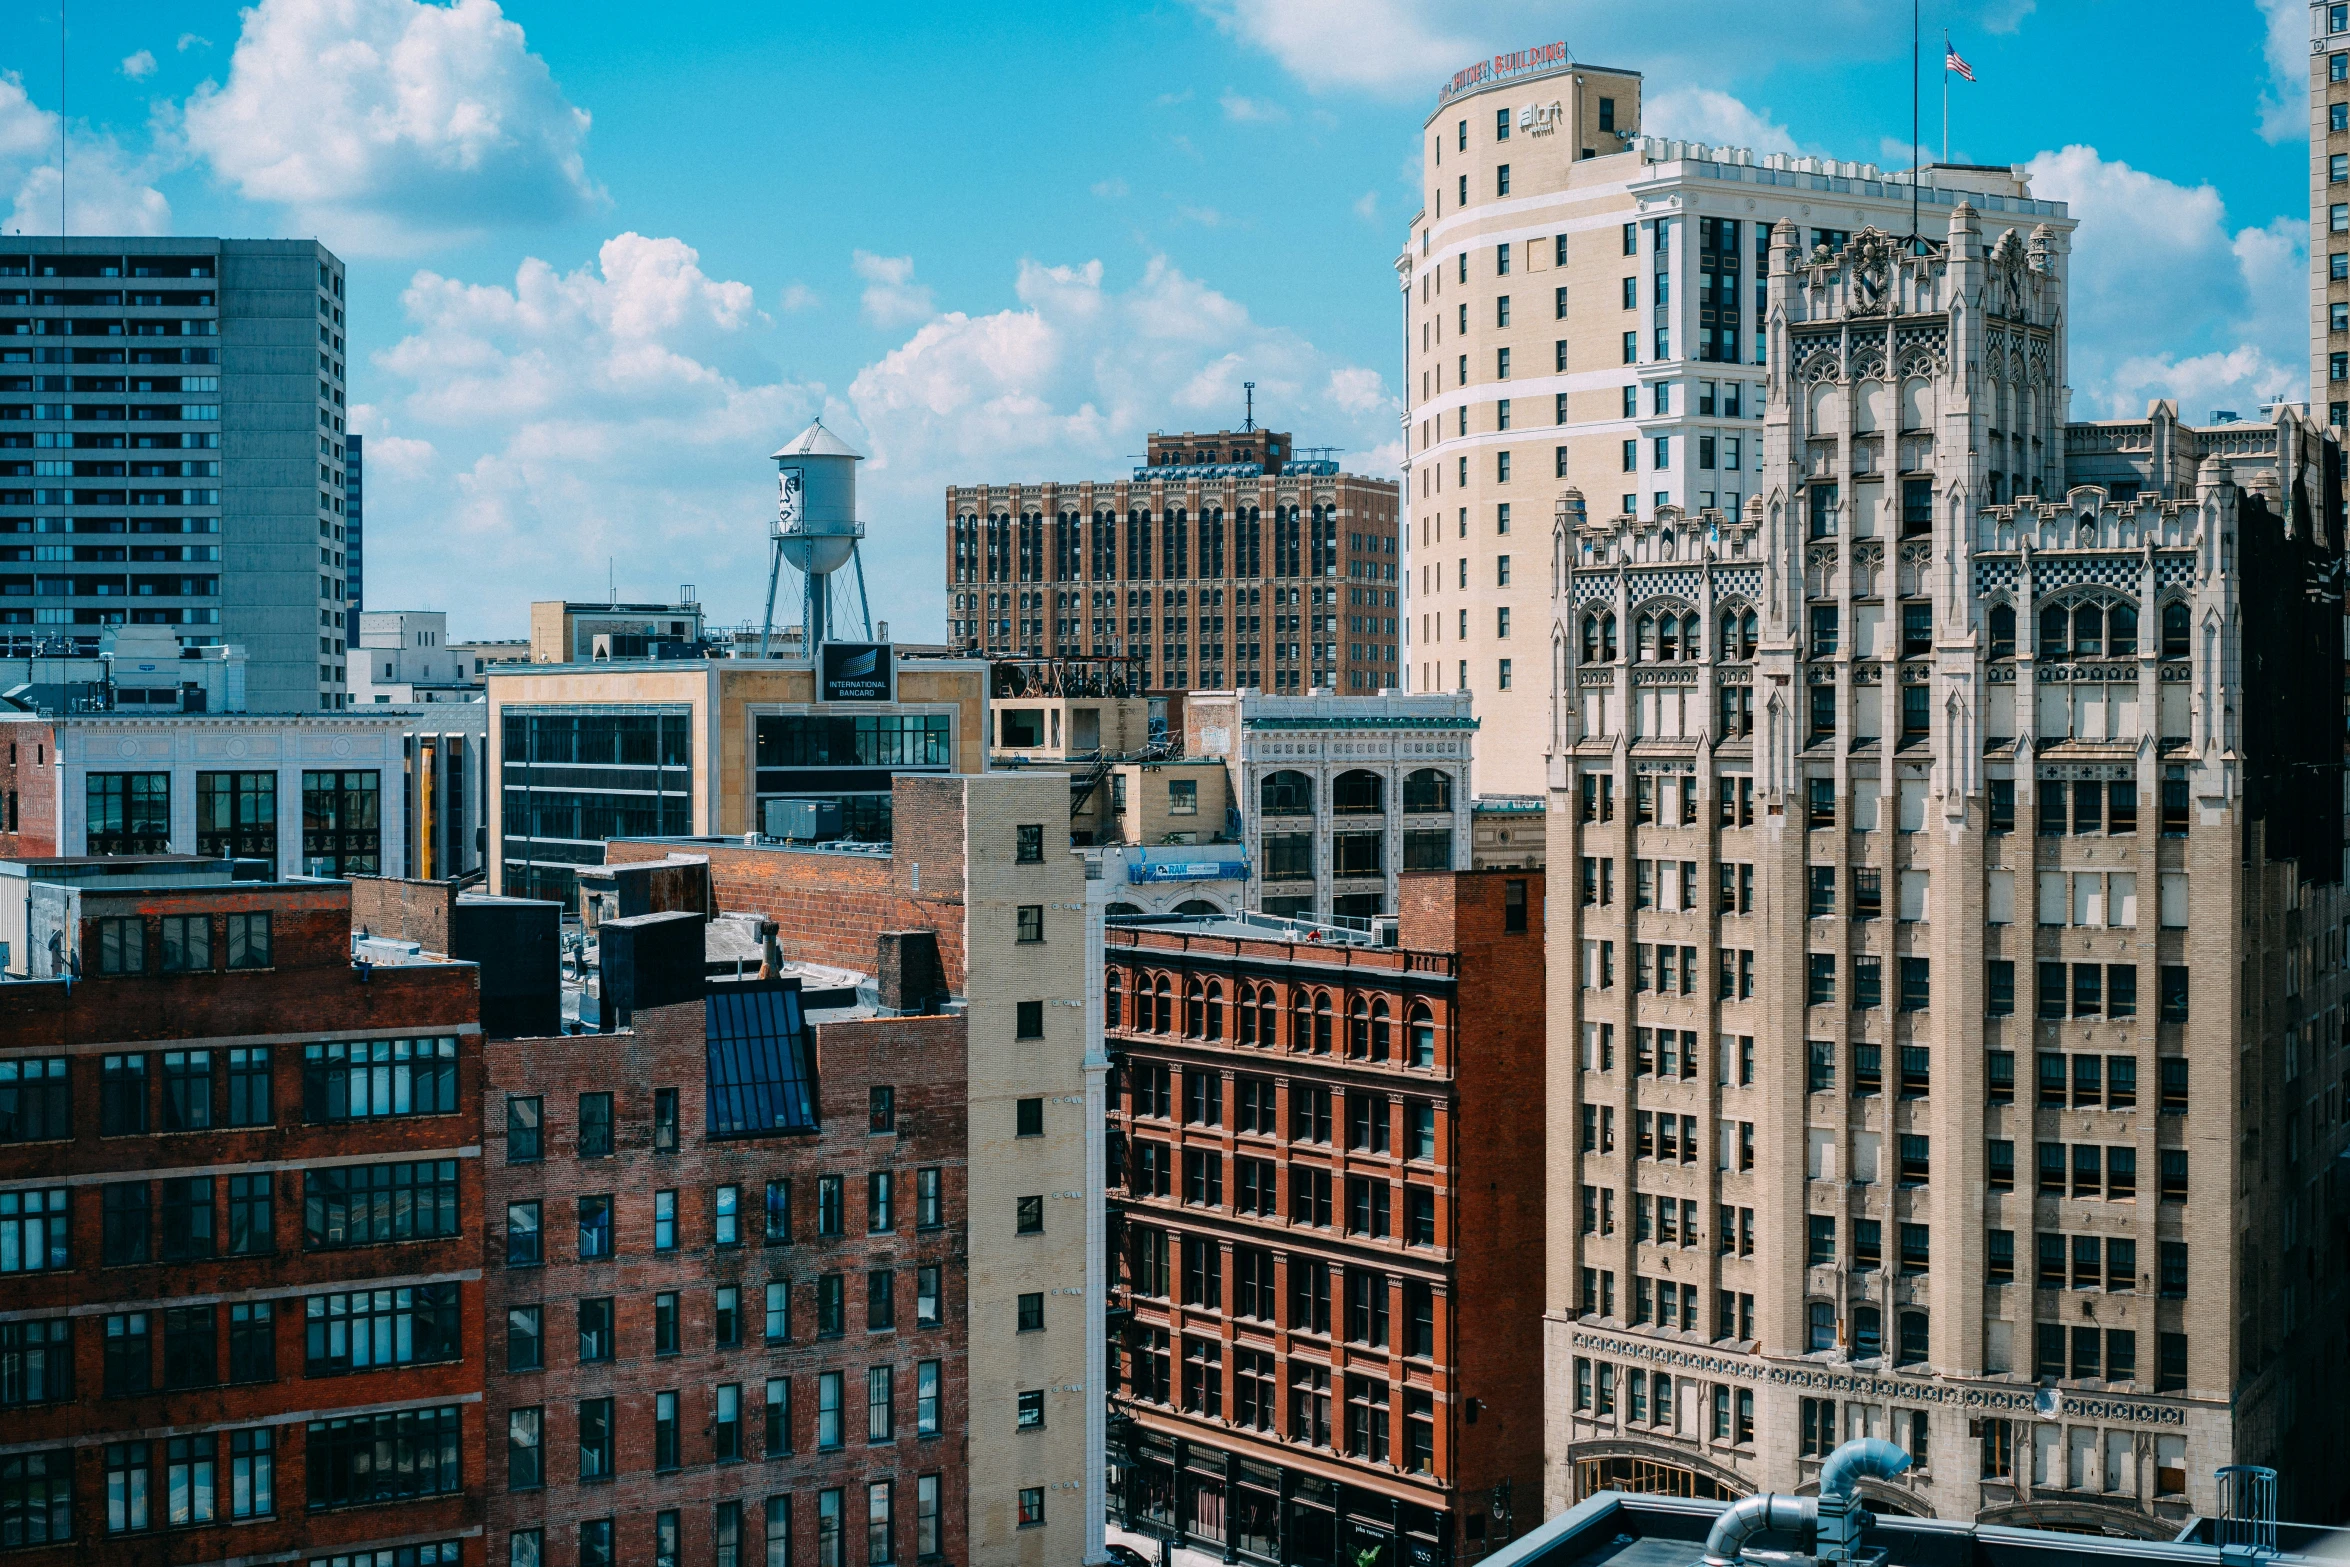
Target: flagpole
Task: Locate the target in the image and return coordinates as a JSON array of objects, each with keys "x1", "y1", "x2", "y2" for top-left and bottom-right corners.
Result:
[
  {"x1": 1942, "y1": 30, "x2": 1950, "y2": 169},
  {"x1": 1911, "y1": 0, "x2": 1919, "y2": 247}
]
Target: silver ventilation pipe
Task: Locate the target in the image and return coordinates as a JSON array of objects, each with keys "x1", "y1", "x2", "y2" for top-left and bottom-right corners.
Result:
[{"x1": 1700, "y1": 1437, "x2": 1911, "y2": 1566}]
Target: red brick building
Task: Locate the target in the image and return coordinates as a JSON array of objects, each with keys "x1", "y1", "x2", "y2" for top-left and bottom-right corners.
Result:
[
  {"x1": 1104, "y1": 870, "x2": 1546, "y2": 1567},
  {"x1": 0, "y1": 855, "x2": 486, "y2": 1565},
  {"x1": 479, "y1": 979, "x2": 971, "y2": 1567}
]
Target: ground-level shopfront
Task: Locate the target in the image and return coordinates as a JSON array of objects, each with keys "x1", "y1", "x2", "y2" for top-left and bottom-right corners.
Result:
[{"x1": 1109, "y1": 1422, "x2": 1451, "y2": 1567}]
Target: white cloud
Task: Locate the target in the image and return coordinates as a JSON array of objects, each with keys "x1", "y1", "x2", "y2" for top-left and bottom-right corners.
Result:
[
  {"x1": 359, "y1": 233, "x2": 825, "y2": 632},
  {"x1": 181, "y1": 0, "x2": 601, "y2": 254},
  {"x1": 1091, "y1": 177, "x2": 1129, "y2": 199},
  {"x1": 1643, "y1": 86, "x2": 1807, "y2": 157},
  {"x1": 1178, "y1": 205, "x2": 1231, "y2": 228},
  {"x1": 177, "y1": 33, "x2": 212, "y2": 52},
  {"x1": 0, "y1": 73, "x2": 173, "y2": 236},
  {"x1": 1190, "y1": 0, "x2": 1475, "y2": 96},
  {"x1": 853, "y1": 252, "x2": 934, "y2": 328},
  {"x1": 778, "y1": 282, "x2": 819, "y2": 312},
  {"x1": 2024, "y1": 145, "x2": 2305, "y2": 420},
  {"x1": 1219, "y1": 89, "x2": 1287, "y2": 124},
  {"x1": 1197, "y1": 1, "x2": 2062, "y2": 100},
  {"x1": 846, "y1": 254, "x2": 1401, "y2": 632},
  {"x1": 120, "y1": 51, "x2": 158, "y2": 81},
  {"x1": 2254, "y1": 0, "x2": 2306, "y2": 143},
  {"x1": 1352, "y1": 189, "x2": 1379, "y2": 220}
]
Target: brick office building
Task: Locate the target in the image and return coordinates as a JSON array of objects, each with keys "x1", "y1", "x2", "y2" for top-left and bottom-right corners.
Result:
[
  {"x1": 599, "y1": 770, "x2": 1107, "y2": 1566},
  {"x1": 945, "y1": 427, "x2": 1403, "y2": 695},
  {"x1": 1103, "y1": 869, "x2": 1546, "y2": 1567},
  {"x1": 479, "y1": 973, "x2": 970, "y2": 1567},
  {"x1": 0, "y1": 855, "x2": 486, "y2": 1565}
]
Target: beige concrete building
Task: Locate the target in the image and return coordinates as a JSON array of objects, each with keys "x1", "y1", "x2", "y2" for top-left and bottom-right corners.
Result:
[
  {"x1": 484, "y1": 649, "x2": 989, "y2": 904},
  {"x1": 1546, "y1": 198, "x2": 2350, "y2": 1526},
  {"x1": 1398, "y1": 53, "x2": 2068, "y2": 793},
  {"x1": 946, "y1": 428, "x2": 1402, "y2": 695},
  {"x1": 925, "y1": 771, "x2": 1102, "y2": 1566}
]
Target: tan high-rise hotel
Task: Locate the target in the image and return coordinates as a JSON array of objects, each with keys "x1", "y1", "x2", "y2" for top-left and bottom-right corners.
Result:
[
  {"x1": 1397, "y1": 54, "x2": 2067, "y2": 794},
  {"x1": 1543, "y1": 154, "x2": 2350, "y2": 1532}
]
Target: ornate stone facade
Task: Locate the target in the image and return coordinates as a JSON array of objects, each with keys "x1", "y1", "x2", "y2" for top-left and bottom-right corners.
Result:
[{"x1": 1544, "y1": 199, "x2": 2350, "y2": 1526}]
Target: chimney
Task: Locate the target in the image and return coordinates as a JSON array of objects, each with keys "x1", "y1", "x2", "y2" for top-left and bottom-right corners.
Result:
[{"x1": 876, "y1": 929, "x2": 945, "y2": 1014}]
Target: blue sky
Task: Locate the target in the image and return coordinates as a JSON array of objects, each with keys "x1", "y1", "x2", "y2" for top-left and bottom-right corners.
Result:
[{"x1": 0, "y1": 0, "x2": 2313, "y2": 639}]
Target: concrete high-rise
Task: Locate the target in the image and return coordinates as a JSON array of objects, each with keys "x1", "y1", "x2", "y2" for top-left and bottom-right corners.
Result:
[
  {"x1": 0, "y1": 237, "x2": 354, "y2": 711},
  {"x1": 946, "y1": 426, "x2": 1403, "y2": 695},
  {"x1": 1546, "y1": 194, "x2": 2350, "y2": 1527},
  {"x1": 1396, "y1": 54, "x2": 2069, "y2": 792}
]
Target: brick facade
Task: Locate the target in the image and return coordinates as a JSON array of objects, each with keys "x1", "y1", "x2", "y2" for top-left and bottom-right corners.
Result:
[
  {"x1": 0, "y1": 718, "x2": 61, "y2": 858},
  {"x1": 1103, "y1": 870, "x2": 1547, "y2": 1566},
  {"x1": 0, "y1": 873, "x2": 485, "y2": 1566},
  {"x1": 479, "y1": 997, "x2": 970, "y2": 1567}
]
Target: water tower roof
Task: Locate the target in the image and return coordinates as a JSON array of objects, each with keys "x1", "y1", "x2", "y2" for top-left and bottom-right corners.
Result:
[{"x1": 773, "y1": 419, "x2": 863, "y2": 461}]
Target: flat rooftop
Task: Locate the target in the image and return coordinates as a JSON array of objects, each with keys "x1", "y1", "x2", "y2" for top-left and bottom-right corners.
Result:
[
  {"x1": 1485, "y1": 1492, "x2": 2347, "y2": 1567},
  {"x1": 1108, "y1": 909, "x2": 1384, "y2": 948}
]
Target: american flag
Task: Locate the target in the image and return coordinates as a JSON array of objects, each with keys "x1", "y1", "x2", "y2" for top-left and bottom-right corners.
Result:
[{"x1": 1945, "y1": 44, "x2": 1976, "y2": 81}]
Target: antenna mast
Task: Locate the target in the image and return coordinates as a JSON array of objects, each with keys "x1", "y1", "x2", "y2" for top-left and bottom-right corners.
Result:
[{"x1": 1243, "y1": 382, "x2": 1255, "y2": 433}]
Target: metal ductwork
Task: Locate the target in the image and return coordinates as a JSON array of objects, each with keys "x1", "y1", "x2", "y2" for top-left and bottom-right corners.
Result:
[{"x1": 1700, "y1": 1437, "x2": 1911, "y2": 1566}]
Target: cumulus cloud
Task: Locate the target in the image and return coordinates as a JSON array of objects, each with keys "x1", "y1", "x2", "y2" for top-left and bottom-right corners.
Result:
[
  {"x1": 853, "y1": 252, "x2": 934, "y2": 328},
  {"x1": 1643, "y1": 86, "x2": 1807, "y2": 157},
  {"x1": 120, "y1": 51, "x2": 158, "y2": 81},
  {"x1": 181, "y1": 0, "x2": 601, "y2": 253},
  {"x1": 358, "y1": 233, "x2": 824, "y2": 631},
  {"x1": 2254, "y1": 0, "x2": 2307, "y2": 142},
  {"x1": 2025, "y1": 145, "x2": 2304, "y2": 420},
  {"x1": 0, "y1": 74, "x2": 173, "y2": 235},
  {"x1": 778, "y1": 282, "x2": 820, "y2": 312},
  {"x1": 846, "y1": 254, "x2": 1401, "y2": 630},
  {"x1": 177, "y1": 33, "x2": 212, "y2": 51}
]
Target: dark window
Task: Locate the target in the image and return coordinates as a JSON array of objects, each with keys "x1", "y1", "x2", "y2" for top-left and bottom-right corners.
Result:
[
  {"x1": 305, "y1": 1039, "x2": 459, "y2": 1122},
  {"x1": 102, "y1": 1183, "x2": 148, "y2": 1265},
  {"x1": 0, "y1": 1058, "x2": 70, "y2": 1143},
  {"x1": 1016, "y1": 1000, "x2": 1044, "y2": 1039},
  {"x1": 305, "y1": 1285, "x2": 461, "y2": 1375},
  {"x1": 96, "y1": 917, "x2": 146, "y2": 976},
  {"x1": 228, "y1": 1302, "x2": 275, "y2": 1384},
  {"x1": 304, "y1": 1162, "x2": 461, "y2": 1250},
  {"x1": 301, "y1": 770, "x2": 381, "y2": 876},
  {"x1": 159, "y1": 1176, "x2": 214, "y2": 1260},
  {"x1": 101, "y1": 1053, "x2": 148, "y2": 1134},
  {"x1": 507, "y1": 1097, "x2": 542, "y2": 1162},
  {"x1": 195, "y1": 771, "x2": 277, "y2": 860},
  {"x1": 88, "y1": 772, "x2": 169, "y2": 854},
  {"x1": 578, "y1": 1093, "x2": 613, "y2": 1157},
  {"x1": 1988, "y1": 778, "x2": 2014, "y2": 832},
  {"x1": 507, "y1": 1305, "x2": 543, "y2": 1372},
  {"x1": 226, "y1": 1048, "x2": 271, "y2": 1126},
  {"x1": 1986, "y1": 960, "x2": 2014, "y2": 1016},
  {"x1": 1015, "y1": 824, "x2": 1043, "y2": 863},
  {"x1": 307, "y1": 1406, "x2": 462, "y2": 1509},
  {"x1": 0, "y1": 1319, "x2": 73, "y2": 1407},
  {"x1": 226, "y1": 912, "x2": 272, "y2": 969},
  {"x1": 653, "y1": 1087, "x2": 679, "y2": 1153}
]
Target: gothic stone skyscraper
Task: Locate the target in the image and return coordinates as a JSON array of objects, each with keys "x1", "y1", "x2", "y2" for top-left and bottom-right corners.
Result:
[{"x1": 1545, "y1": 200, "x2": 2350, "y2": 1527}]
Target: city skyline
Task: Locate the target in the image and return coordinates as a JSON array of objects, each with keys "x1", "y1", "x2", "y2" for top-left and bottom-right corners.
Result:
[{"x1": 0, "y1": 0, "x2": 2320, "y2": 644}]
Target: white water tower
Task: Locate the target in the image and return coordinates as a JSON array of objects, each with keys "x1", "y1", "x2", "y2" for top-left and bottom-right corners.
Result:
[{"x1": 760, "y1": 419, "x2": 872, "y2": 656}]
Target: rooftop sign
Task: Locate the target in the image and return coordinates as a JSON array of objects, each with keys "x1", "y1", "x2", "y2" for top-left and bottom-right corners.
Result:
[{"x1": 1440, "y1": 41, "x2": 1569, "y2": 105}]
